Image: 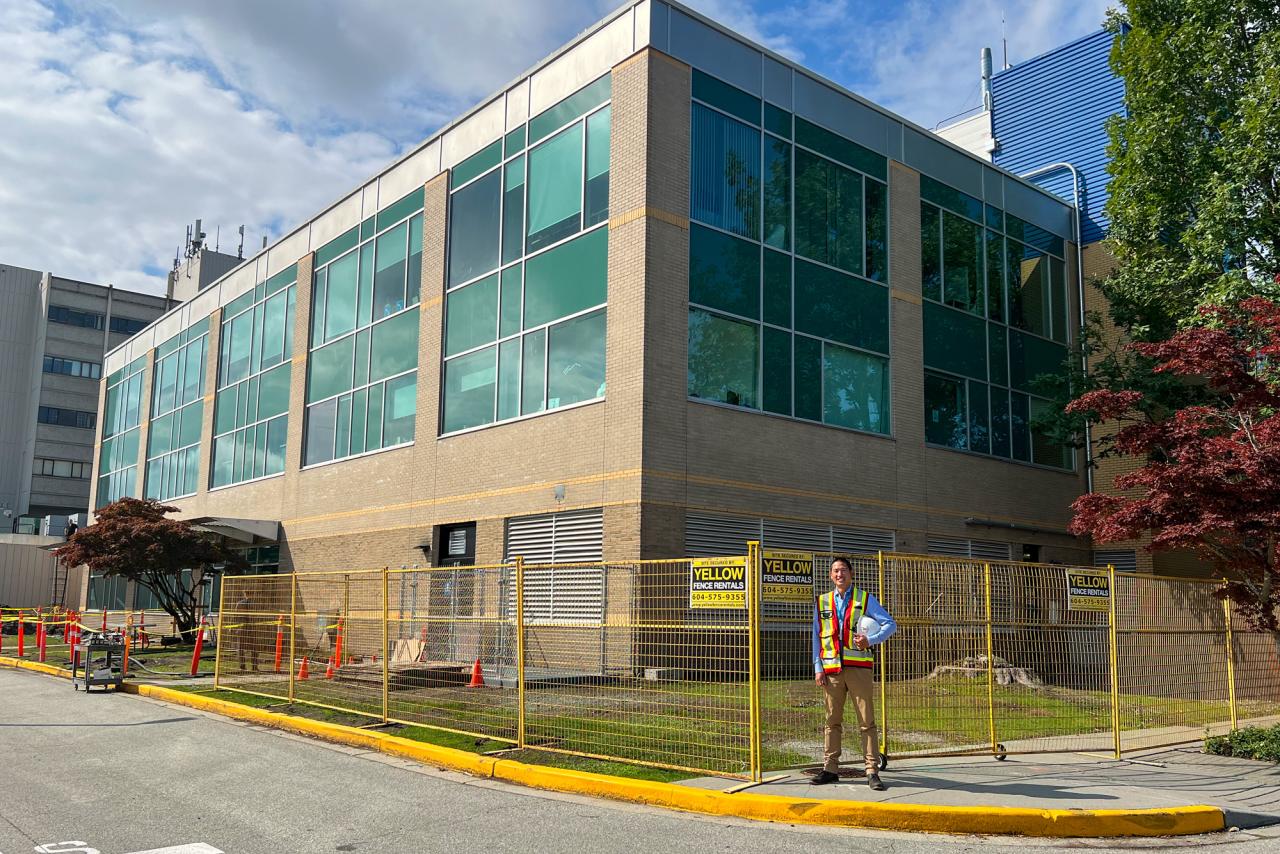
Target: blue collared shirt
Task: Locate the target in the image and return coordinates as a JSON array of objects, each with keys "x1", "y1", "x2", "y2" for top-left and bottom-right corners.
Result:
[{"x1": 812, "y1": 587, "x2": 897, "y2": 674}]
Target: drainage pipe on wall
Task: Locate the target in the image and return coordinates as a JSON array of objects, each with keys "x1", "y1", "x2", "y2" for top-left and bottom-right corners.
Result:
[{"x1": 1018, "y1": 162, "x2": 1093, "y2": 495}]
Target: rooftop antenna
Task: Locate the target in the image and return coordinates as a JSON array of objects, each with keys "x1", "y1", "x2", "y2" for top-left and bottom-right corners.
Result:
[
  {"x1": 172, "y1": 246, "x2": 180, "y2": 271},
  {"x1": 215, "y1": 225, "x2": 220, "y2": 253},
  {"x1": 237, "y1": 225, "x2": 245, "y2": 260},
  {"x1": 261, "y1": 235, "x2": 268, "y2": 250},
  {"x1": 981, "y1": 47, "x2": 994, "y2": 111},
  {"x1": 1002, "y1": 11, "x2": 1010, "y2": 69}
]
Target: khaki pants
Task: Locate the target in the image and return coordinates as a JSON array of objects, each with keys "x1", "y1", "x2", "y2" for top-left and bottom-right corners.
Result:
[{"x1": 822, "y1": 665, "x2": 878, "y2": 773}]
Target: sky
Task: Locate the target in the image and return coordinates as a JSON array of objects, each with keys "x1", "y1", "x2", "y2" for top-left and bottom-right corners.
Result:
[{"x1": 0, "y1": 0, "x2": 1115, "y2": 296}]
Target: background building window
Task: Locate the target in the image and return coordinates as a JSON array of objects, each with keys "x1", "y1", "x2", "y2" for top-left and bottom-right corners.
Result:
[
  {"x1": 38, "y1": 406, "x2": 96, "y2": 429},
  {"x1": 305, "y1": 189, "x2": 422, "y2": 466},
  {"x1": 35, "y1": 458, "x2": 88, "y2": 479},
  {"x1": 687, "y1": 71, "x2": 891, "y2": 436},
  {"x1": 43, "y1": 355, "x2": 101, "y2": 379},
  {"x1": 441, "y1": 77, "x2": 611, "y2": 435}
]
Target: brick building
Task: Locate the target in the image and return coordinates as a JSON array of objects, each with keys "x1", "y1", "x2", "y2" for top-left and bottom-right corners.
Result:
[{"x1": 84, "y1": 1, "x2": 1087, "y2": 610}]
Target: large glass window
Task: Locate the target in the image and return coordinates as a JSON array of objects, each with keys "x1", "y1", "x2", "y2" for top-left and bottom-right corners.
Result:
[
  {"x1": 212, "y1": 265, "x2": 296, "y2": 488},
  {"x1": 920, "y1": 183, "x2": 1072, "y2": 469},
  {"x1": 305, "y1": 190, "x2": 422, "y2": 466},
  {"x1": 442, "y1": 79, "x2": 610, "y2": 435},
  {"x1": 688, "y1": 76, "x2": 891, "y2": 436},
  {"x1": 96, "y1": 356, "x2": 146, "y2": 508},
  {"x1": 145, "y1": 318, "x2": 209, "y2": 500}
]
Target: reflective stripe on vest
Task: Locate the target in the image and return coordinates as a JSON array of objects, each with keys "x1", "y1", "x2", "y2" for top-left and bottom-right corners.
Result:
[{"x1": 817, "y1": 588, "x2": 873, "y2": 674}]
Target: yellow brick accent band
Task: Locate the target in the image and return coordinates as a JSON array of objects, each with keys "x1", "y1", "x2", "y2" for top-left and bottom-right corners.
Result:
[
  {"x1": 891, "y1": 288, "x2": 923, "y2": 305},
  {"x1": 609, "y1": 206, "x2": 689, "y2": 230}
]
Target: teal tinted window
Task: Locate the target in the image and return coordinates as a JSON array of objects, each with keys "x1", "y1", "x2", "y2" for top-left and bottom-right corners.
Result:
[
  {"x1": 823, "y1": 343, "x2": 889, "y2": 434},
  {"x1": 990, "y1": 391, "x2": 1011, "y2": 458},
  {"x1": 1031, "y1": 397, "x2": 1072, "y2": 469},
  {"x1": 942, "y1": 211, "x2": 983, "y2": 314},
  {"x1": 308, "y1": 336, "x2": 354, "y2": 403},
  {"x1": 988, "y1": 323, "x2": 1008, "y2": 386},
  {"x1": 793, "y1": 259, "x2": 888, "y2": 355},
  {"x1": 323, "y1": 250, "x2": 358, "y2": 342},
  {"x1": 968, "y1": 381, "x2": 990, "y2": 455},
  {"x1": 521, "y1": 329, "x2": 546, "y2": 416},
  {"x1": 691, "y1": 104, "x2": 760, "y2": 239},
  {"x1": 1006, "y1": 214, "x2": 1065, "y2": 256},
  {"x1": 762, "y1": 326, "x2": 791, "y2": 415},
  {"x1": 920, "y1": 175, "x2": 983, "y2": 221},
  {"x1": 689, "y1": 224, "x2": 760, "y2": 319},
  {"x1": 373, "y1": 222, "x2": 408, "y2": 319},
  {"x1": 585, "y1": 106, "x2": 611, "y2": 228},
  {"x1": 443, "y1": 346, "x2": 496, "y2": 433},
  {"x1": 921, "y1": 204, "x2": 941, "y2": 301},
  {"x1": 1008, "y1": 329, "x2": 1067, "y2": 394},
  {"x1": 1010, "y1": 392, "x2": 1031, "y2": 462},
  {"x1": 688, "y1": 309, "x2": 758, "y2": 409},
  {"x1": 504, "y1": 125, "x2": 526, "y2": 157},
  {"x1": 528, "y1": 74, "x2": 610, "y2": 144},
  {"x1": 370, "y1": 308, "x2": 419, "y2": 382},
  {"x1": 795, "y1": 149, "x2": 861, "y2": 274},
  {"x1": 146, "y1": 319, "x2": 209, "y2": 500},
  {"x1": 376, "y1": 187, "x2": 424, "y2": 232},
  {"x1": 1049, "y1": 257, "x2": 1068, "y2": 343},
  {"x1": 925, "y1": 373, "x2": 966, "y2": 449},
  {"x1": 448, "y1": 169, "x2": 501, "y2": 286},
  {"x1": 451, "y1": 140, "x2": 502, "y2": 189},
  {"x1": 497, "y1": 338, "x2": 521, "y2": 421},
  {"x1": 1008, "y1": 241, "x2": 1050, "y2": 338},
  {"x1": 446, "y1": 275, "x2": 498, "y2": 356},
  {"x1": 547, "y1": 310, "x2": 606, "y2": 409},
  {"x1": 315, "y1": 227, "x2": 358, "y2": 268},
  {"x1": 764, "y1": 103, "x2": 791, "y2": 139},
  {"x1": 502, "y1": 157, "x2": 526, "y2": 264},
  {"x1": 793, "y1": 335, "x2": 822, "y2": 421},
  {"x1": 692, "y1": 70, "x2": 760, "y2": 125},
  {"x1": 923, "y1": 301, "x2": 987, "y2": 381},
  {"x1": 524, "y1": 228, "x2": 607, "y2": 328},
  {"x1": 499, "y1": 265, "x2": 522, "y2": 338},
  {"x1": 258, "y1": 363, "x2": 290, "y2": 419},
  {"x1": 865, "y1": 179, "x2": 887, "y2": 283},
  {"x1": 795, "y1": 118, "x2": 886, "y2": 181},
  {"x1": 527, "y1": 121, "x2": 584, "y2": 251},
  {"x1": 382, "y1": 373, "x2": 416, "y2": 447},
  {"x1": 986, "y1": 229, "x2": 1005, "y2": 322},
  {"x1": 763, "y1": 249, "x2": 790, "y2": 327},
  {"x1": 763, "y1": 137, "x2": 790, "y2": 251}
]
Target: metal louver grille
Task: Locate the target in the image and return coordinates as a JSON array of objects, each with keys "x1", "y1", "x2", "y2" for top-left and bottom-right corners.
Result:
[
  {"x1": 927, "y1": 537, "x2": 1010, "y2": 560},
  {"x1": 832, "y1": 526, "x2": 896, "y2": 555},
  {"x1": 927, "y1": 537, "x2": 972, "y2": 557},
  {"x1": 505, "y1": 508, "x2": 604, "y2": 624},
  {"x1": 1094, "y1": 549, "x2": 1137, "y2": 573},
  {"x1": 685, "y1": 512, "x2": 761, "y2": 557},
  {"x1": 762, "y1": 520, "x2": 831, "y2": 552},
  {"x1": 970, "y1": 539, "x2": 1013, "y2": 561}
]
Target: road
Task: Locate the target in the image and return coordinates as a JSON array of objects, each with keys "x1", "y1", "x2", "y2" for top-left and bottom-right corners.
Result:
[{"x1": 2, "y1": 668, "x2": 1278, "y2": 854}]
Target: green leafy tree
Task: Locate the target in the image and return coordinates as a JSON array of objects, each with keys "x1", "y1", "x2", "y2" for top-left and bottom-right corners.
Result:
[{"x1": 56, "y1": 498, "x2": 246, "y2": 639}]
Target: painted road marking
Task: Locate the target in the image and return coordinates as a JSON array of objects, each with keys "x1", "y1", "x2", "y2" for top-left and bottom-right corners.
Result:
[
  {"x1": 126, "y1": 845, "x2": 224, "y2": 854},
  {"x1": 30, "y1": 843, "x2": 223, "y2": 854}
]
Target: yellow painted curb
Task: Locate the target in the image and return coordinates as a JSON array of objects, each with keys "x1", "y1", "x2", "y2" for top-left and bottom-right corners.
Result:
[
  {"x1": 0, "y1": 655, "x2": 72, "y2": 678},
  {"x1": 0, "y1": 662, "x2": 1227, "y2": 838}
]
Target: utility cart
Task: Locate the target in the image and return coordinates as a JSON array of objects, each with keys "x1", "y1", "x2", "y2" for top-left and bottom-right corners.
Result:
[{"x1": 72, "y1": 631, "x2": 126, "y2": 692}]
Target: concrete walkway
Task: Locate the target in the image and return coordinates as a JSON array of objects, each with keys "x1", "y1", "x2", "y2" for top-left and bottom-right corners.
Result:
[{"x1": 682, "y1": 748, "x2": 1280, "y2": 829}]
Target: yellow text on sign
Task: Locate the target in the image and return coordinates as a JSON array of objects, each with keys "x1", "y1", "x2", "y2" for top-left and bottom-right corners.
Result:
[
  {"x1": 690, "y1": 557, "x2": 747, "y2": 610},
  {"x1": 762, "y1": 550, "x2": 814, "y2": 603},
  {"x1": 1066, "y1": 570, "x2": 1111, "y2": 612}
]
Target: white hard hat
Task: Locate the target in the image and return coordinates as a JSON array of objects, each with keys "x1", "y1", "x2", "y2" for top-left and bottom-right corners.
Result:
[{"x1": 857, "y1": 614, "x2": 880, "y2": 637}]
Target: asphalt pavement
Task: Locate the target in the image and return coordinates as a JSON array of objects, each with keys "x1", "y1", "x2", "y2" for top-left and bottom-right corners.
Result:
[{"x1": 3, "y1": 667, "x2": 1280, "y2": 854}]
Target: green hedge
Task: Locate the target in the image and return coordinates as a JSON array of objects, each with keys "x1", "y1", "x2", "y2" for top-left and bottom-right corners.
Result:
[{"x1": 1205, "y1": 725, "x2": 1280, "y2": 762}]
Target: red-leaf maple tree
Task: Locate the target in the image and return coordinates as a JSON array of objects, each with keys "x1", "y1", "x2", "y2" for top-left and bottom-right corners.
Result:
[
  {"x1": 1067, "y1": 297, "x2": 1280, "y2": 641},
  {"x1": 55, "y1": 498, "x2": 245, "y2": 638}
]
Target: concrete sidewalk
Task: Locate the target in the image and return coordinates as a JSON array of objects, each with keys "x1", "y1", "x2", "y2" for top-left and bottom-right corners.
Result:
[{"x1": 682, "y1": 749, "x2": 1280, "y2": 829}]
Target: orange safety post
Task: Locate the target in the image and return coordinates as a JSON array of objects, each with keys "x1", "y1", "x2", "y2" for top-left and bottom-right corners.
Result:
[
  {"x1": 273, "y1": 615, "x2": 284, "y2": 673},
  {"x1": 122, "y1": 629, "x2": 130, "y2": 676},
  {"x1": 139, "y1": 613, "x2": 148, "y2": 649},
  {"x1": 101, "y1": 610, "x2": 108, "y2": 631},
  {"x1": 37, "y1": 617, "x2": 47, "y2": 663},
  {"x1": 0, "y1": 615, "x2": 4, "y2": 654},
  {"x1": 17, "y1": 616, "x2": 25, "y2": 658},
  {"x1": 298, "y1": 656, "x2": 310, "y2": 680},
  {"x1": 189, "y1": 618, "x2": 206, "y2": 677}
]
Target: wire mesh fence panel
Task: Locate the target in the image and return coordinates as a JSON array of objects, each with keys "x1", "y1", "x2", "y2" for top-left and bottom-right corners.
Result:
[
  {"x1": 1228, "y1": 605, "x2": 1280, "y2": 727},
  {"x1": 1115, "y1": 574, "x2": 1232, "y2": 751},
  {"x1": 288, "y1": 570, "x2": 386, "y2": 718},
  {"x1": 880, "y1": 555, "x2": 994, "y2": 758},
  {"x1": 989, "y1": 562, "x2": 1111, "y2": 755},
  {"x1": 520, "y1": 559, "x2": 753, "y2": 778},
  {"x1": 217, "y1": 574, "x2": 296, "y2": 698},
  {"x1": 386, "y1": 565, "x2": 517, "y2": 742},
  {"x1": 759, "y1": 552, "x2": 880, "y2": 771}
]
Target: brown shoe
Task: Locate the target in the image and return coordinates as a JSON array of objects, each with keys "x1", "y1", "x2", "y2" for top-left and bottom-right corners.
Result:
[
  {"x1": 809, "y1": 770, "x2": 839, "y2": 785},
  {"x1": 867, "y1": 773, "x2": 886, "y2": 791}
]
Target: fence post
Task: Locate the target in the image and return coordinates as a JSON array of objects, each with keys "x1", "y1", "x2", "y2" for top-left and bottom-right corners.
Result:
[
  {"x1": 747, "y1": 540, "x2": 762, "y2": 783},
  {"x1": 382, "y1": 567, "x2": 390, "y2": 723},
  {"x1": 877, "y1": 551, "x2": 887, "y2": 757},
  {"x1": 288, "y1": 574, "x2": 298, "y2": 705},
  {"x1": 515, "y1": 555, "x2": 526, "y2": 750},
  {"x1": 1107, "y1": 564, "x2": 1122, "y2": 759},
  {"x1": 983, "y1": 562, "x2": 997, "y2": 756},
  {"x1": 212, "y1": 572, "x2": 227, "y2": 688},
  {"x1": 1223, "y1": 592, "x2": 1238, "y2": 732}
]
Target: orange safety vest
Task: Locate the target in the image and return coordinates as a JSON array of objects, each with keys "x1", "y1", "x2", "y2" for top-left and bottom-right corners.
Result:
[{"x1": 817, "y1": 587, "x2": 873, "y2": 674}]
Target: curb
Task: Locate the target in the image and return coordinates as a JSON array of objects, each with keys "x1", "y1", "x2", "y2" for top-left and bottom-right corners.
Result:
[{"x1": 0, "y1": 657, "x2": 1225, "y2": 837}]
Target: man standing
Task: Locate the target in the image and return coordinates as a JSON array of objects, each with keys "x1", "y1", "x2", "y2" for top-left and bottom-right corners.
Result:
[{"x1": 810, "y1": 556, "x2": 896, "y2": 789}]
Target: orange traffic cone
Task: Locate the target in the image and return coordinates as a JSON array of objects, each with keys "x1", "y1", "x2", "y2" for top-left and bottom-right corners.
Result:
[
  {"x1": 468, "y1": 658, "x2": 485, "y2": 688},
  {"x1": 298, "y1": 657, "x2": 310, "y2": 680},
  {"x1": 325, "y1": 660, "x2": 335, "y2": 679}
]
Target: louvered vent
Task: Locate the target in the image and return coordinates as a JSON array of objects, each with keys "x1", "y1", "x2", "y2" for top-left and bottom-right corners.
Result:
[
  {"x1": 685, "y1": 512, "x2": 761, "y2": 557},
  {"x1": 1093, "y1": 549, "x2": 1137, "y2": 573},
  {"x1": 505, "y1": 508, "x2": 604, "y2": 624}
]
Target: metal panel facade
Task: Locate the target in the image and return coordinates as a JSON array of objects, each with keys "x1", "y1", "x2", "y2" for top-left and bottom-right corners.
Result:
[{"x1": 991, "y1": 28, "x2": 1125, "y2": 245}]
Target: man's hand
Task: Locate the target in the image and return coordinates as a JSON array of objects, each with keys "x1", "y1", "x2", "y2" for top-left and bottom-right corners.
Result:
[
  {"x1": 853, "y1": 633, "x2": 870, "y2": 651},
  {"x1": 815, "y1": 671, "x2": 827, "y2": 686}
]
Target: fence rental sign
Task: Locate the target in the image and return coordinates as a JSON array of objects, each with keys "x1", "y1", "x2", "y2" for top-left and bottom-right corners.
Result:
[
  {"x1": 761, "y1": 550, "x2": 814, "y2": 602},
  {"x1": 1065, "y1": 568, "x2": 1111, "y2": 612},
  {"x1": 689, "y1": 557, "x2": 747, "y2": 609}
]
